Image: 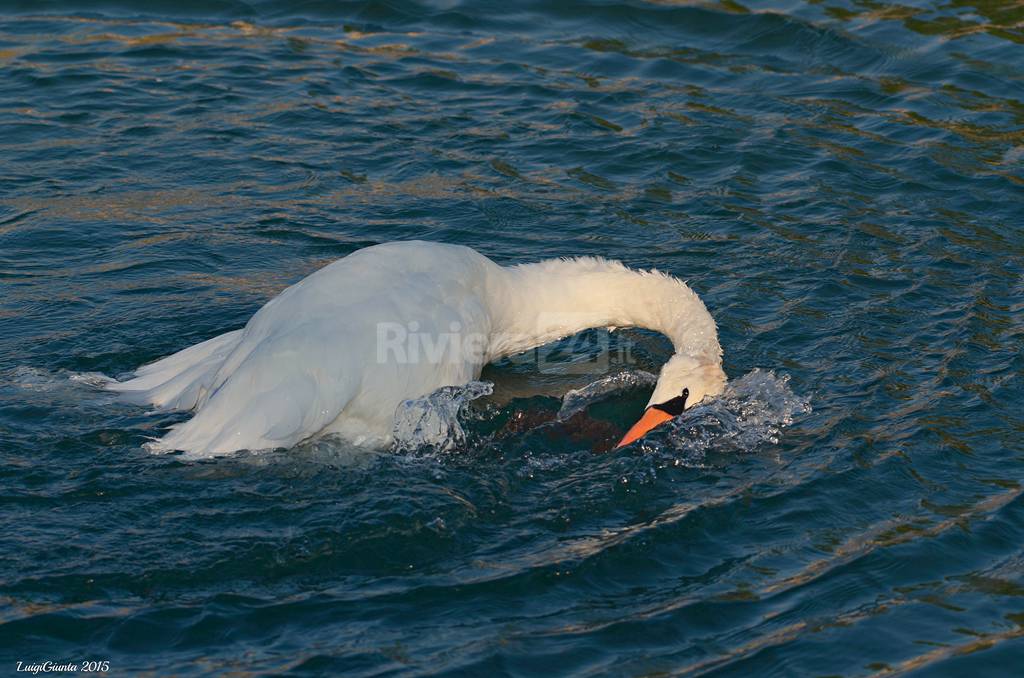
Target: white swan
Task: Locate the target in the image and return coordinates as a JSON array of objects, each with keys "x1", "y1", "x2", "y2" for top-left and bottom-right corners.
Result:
[{"x1": 109, "y1": 241, "x2": 726, "y2": 456}]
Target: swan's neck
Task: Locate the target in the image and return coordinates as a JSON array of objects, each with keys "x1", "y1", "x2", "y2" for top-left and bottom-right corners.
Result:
[{"x1": 486, "y1": 257, "x2": 721, "y2": 364}]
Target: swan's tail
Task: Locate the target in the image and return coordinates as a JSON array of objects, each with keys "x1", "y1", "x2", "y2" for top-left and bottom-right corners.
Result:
[
  {"x1": 110, "y1": 328, "x2": 358, "y2": 457},
  {"x1": 106, "y1": 330, "x2": 243, "y2": 411}
]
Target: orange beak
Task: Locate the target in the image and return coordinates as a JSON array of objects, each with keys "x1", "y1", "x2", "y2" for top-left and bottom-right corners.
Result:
[{"x1": 616, "y1": 406, "x2": 675, "y2": 448}]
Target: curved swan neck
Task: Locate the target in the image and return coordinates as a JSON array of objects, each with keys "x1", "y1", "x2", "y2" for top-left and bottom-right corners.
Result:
[{"x1": 485, "y1": 257, "x2": 722, "y2": 364}]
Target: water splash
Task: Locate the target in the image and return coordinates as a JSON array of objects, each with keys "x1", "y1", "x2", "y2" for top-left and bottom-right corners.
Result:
[
  {"x1": 641, "y1": 369, "x2": 811, "y2": 459},
  {"x1": 556, "y1": 369, "x2": 657, "y2": 421},
  {"x1": 9, "y1": 366, "x2": 115, "y2": 395},
  {"x1": 391, "y1": 381, "x2": 494, "y2": 454},
  {"x1": 69, "y1": 371, "x2": 117, "y2": 389},
  {"x1": 392, "y1": 370, "x2": 808, "y2": 460}
]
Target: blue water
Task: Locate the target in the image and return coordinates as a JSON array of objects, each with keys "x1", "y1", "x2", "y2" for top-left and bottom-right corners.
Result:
[{"x1": 2, "y1": 0, "x2": 1023, "y2": 674}]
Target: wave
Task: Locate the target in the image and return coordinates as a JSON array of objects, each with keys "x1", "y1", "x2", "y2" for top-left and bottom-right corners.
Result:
[{"x1": 556, "y1": 369, "x2": 656, "y2": 422}]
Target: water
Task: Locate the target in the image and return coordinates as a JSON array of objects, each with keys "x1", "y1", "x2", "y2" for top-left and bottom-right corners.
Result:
[{"x1": 1, "y1": 0, "x2": 1022, "y2": 674}]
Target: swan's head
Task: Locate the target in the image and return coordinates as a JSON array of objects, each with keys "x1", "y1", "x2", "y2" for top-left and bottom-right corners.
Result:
[{"x1": 616, "y1": 355, "x2": 726, "y2": 448}]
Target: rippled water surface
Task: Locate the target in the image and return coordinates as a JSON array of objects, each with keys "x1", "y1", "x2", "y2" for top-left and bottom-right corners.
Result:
[{"x1": 2, "y1": 0, "x2": 1023, "y2": 674}]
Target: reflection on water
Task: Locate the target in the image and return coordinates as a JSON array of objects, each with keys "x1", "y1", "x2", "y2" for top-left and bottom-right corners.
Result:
[{"x1": 1, "y1": 0, "x2": 1023, "y2": 675}]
